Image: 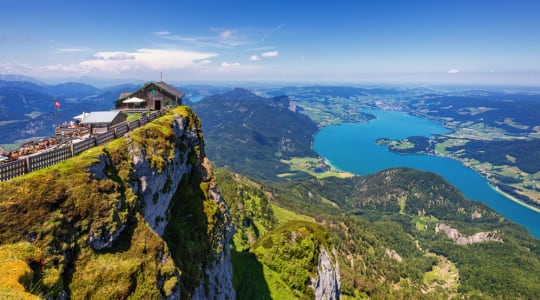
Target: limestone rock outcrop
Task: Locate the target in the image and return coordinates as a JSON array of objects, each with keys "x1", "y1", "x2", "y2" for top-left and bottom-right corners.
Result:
[
  {"x1": 312, "y1": 247, "x2": 341, "y2": 300},
  {"x1": 436, "y1": 223, "x2": 503, "y2": 245}
]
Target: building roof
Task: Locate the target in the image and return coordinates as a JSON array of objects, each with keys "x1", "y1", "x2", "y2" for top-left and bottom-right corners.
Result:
[
  {"x1": 153, "y1": 81, "x2": 185, "y2": 99},
  {"x1": 118, "y1": 92, "x2": 131, "y2": 99},
  {"x1": 115, "y1": 81, "x2": 185, "y2": 103},
  {"x1": 81, "y1": 111, "x2": 124, "y2": 124}
]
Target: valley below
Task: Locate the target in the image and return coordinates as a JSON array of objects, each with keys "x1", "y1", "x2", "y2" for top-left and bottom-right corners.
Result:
[
  {"x1": 268, "y1": 86, "x2": 540, "y2": 223},
  {"x1": 312, "y1": 109, "x2": 540, "y2": 238}
]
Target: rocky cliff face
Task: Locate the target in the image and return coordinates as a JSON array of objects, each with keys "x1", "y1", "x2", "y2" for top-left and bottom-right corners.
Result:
[
  {"x1": 0, "y1": 107, "x2": 235, "y2": 299},
  {"x1": 131, "y1": 115, "x2": 194, "y2": 237},
  {"x1": 129, "y1": 111, "x2": 235, "y2": 299},
  {"x1": 192, "y1": 184, "x2": 236, "y2": 300},
  {"x1": 312, "y1": 247, "x2": 341, "y2": 300},
  {"x1": 436, "y1": 223, "x2": 503, "y2": 245}
]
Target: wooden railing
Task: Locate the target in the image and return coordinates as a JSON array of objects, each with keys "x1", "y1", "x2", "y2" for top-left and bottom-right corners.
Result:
[
  {"x1": 55, "y1": 126, "x2": 90, "y2": 136},
  {"x1": 0, "y1": 110, "x2": 166, "y2": 182}
]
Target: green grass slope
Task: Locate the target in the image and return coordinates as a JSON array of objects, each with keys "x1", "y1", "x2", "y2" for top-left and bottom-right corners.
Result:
[
  {"x1": 0, "y1": 107, "x2": 224, "y2": 299},
  {"x1": 215, "y1": 169, "x2": 328, "y2": 299}
]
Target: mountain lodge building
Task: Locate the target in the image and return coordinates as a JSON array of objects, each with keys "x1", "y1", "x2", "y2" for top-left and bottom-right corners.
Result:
[
  {"x1": 114, "y1": 81, "x2": 185, "y2": 112},
  {"x1": 81, "y1": 111, "x2": 127, "y2": 134}
]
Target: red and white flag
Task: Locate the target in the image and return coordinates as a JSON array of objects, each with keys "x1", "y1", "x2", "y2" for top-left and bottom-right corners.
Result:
[{"x1": 55, "y1": 100, "x2": 60, "y2": 109}]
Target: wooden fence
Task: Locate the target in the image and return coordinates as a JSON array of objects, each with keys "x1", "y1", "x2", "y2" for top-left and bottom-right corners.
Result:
[{"x1": 0, "y1": 110, "x2": 165, "y2": 182}]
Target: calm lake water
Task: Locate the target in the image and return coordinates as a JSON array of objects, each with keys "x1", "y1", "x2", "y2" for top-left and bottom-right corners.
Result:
[
  {"x1": 187, "y1": 96, "x2": 204, "y2": 103},
  {"x1": 313, "y1": 110, "x2": 540, "y2": 239}
]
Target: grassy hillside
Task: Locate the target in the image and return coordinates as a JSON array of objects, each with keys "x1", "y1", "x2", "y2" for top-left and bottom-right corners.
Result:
[
  {"x1": 216, "y1": 167, "x2": 540, "y2": 299},
  {"x1": 215, "y1": 169, "x2": 328, "y2": 299}
]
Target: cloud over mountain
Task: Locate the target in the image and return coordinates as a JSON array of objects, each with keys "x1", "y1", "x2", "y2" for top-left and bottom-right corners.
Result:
[{"x1": 41, "y1": 48, "x2": 218, "y2": 76}]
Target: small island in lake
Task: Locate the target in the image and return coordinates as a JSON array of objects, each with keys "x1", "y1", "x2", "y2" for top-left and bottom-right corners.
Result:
[{"x1": 375, "y1": 136, "x2": 432, "y2": 154}]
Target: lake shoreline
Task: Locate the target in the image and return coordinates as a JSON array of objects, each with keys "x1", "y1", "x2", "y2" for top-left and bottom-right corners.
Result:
[
  {"x1": 358, "y1": 109, "x2": 540, "y2": 214},
  {"x1": 382, "y1": 143, "x2": 540, "y2": 214},
  {"x1": 312, "y1": 109, "x2": 540, "y2": 239}
]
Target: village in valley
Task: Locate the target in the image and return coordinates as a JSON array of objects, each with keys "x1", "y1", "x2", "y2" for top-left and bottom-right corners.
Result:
[{"x1": 0, "y1": 81, "x2": 185, "y2": 180}]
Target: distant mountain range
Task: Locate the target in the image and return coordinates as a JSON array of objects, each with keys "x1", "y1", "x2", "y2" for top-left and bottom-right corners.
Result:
[
  {"x1": 0, "y1": 74, "x2": 252, "y2": 147},
  {"x1": 0, "y1": 80, "x2": 134, "y2": 146},
  {"x1": 0, "y1": 75, "x2": 193, "y2": 146},
  {"x1": 191, "y1": 88, "x2": 319, "y2": 181},
  {"x1": 0, "y1": 73, "x2": 148, "y2": 87},
  {"x1": 0, "y1": 74, "x2": 48, "y2": 85}
]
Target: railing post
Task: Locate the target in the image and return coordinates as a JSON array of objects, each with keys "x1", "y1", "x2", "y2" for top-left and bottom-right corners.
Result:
[{"x1": 25, "y1": 156, "x2": 31, "y2": 173}]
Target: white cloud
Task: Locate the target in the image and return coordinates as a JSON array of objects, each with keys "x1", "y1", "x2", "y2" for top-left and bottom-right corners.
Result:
[
  {"x1": 42, "y1": 64, "x2": 87, "y2": 73},
  {"x1": 0, "y1": 62, "x2": 32, "y2": 73},
  {"x1": 155, "y1": 28, "x2": 247, "y2": 49},
  {"x1": 159, "y1": 33, "x2": 240, "y2": 49},
  {"x1": 162, "y1": 35, "x2": 215, "y2": 44},
  {"x1": 154, "y1": 31, "x2": 170, "y2": 36},
  {"x1": 40, "y1": 48, "x2": 218, "y2": 76},
  {"x1": 94, "y1": 52, "x2": 135, "y2": 61},
  {"x1": 250, "y1": 50, "x2": 279, "y2": 62},
  {"x1": 261, "y1": 51, "x2": 279, "y2": 58},
  {"x1": 221, "y1": 61, "x2": 240, "y2": 68},
  {"x1": 246, "y1": 46, "x2": 276, "y2": 52},
  {"x1": 57, "y1": 48, "x2": 86, "y2": 53},
  {"x1": 448, "y1": 69, "x2": 460, "y2": 74},
  {"x1": 273, "y1": 24, "x2": 286, "y2": 32},
  {"x1": 220, "y1": 29, "x2": 234, "y2": 40}
]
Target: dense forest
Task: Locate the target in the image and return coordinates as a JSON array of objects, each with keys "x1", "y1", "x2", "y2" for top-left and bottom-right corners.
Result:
[
  {"x1": 215, "y1": 168, "x2": 540, "y2": 299},
  {"x1": 192, "y1": 88, "x2": 319, "y2": 181}
]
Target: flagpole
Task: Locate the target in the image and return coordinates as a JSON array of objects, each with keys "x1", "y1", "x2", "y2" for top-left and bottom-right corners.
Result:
[
  {"x1": 54, "y1": 100, "x2": 59, "y2": 136},
  {"x1": 55, "y1": 102, "x2": 57, "y2": 134}
]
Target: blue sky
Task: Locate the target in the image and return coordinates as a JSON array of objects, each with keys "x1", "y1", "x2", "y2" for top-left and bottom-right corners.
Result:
[{"x1": 1, "y1": 0, "x2": 539, "y2": 85}]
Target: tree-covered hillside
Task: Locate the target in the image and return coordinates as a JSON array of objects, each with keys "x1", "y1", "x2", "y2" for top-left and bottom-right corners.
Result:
[
  {"x1": 216, "y1": 167, "x2": 540, "y2": 299},
  {"x1": 215, "y1": 169, "x2": 335, "y2": 299},
  {"x1": 192, "y1": 88, "x2": 319, "y2": 181}
]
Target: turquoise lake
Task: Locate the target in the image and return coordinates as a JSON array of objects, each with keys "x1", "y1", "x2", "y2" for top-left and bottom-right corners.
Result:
[
  {"x1": 313, "y1": 110, "x2": 540, "y2": 239},
  {"x1": 188, "y1": 96, "x2": 204, "y2": 103}
]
